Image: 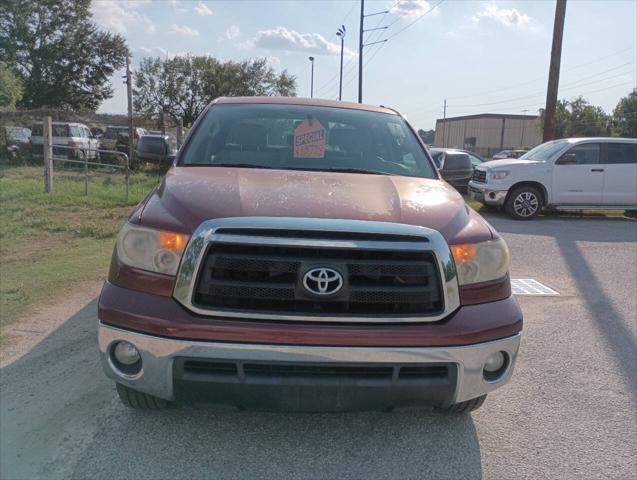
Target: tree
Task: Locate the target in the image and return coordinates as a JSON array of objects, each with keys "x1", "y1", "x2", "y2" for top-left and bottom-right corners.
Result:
[
  {"x1": 613, "y1": 89, "x2": 637, "y2": 138},
  {"x1": 537, "y1": 96, "x2": 610, "y2": 139},
  {"x1": 0, "y1": 64, "x2": 23, "y2": 111},
  {"x1": 0, "y1": 0, "x2": 129, "y2": 111},
  {"x1": 417, "y1": 129, "x2": 435, "y2": 144},
  {"x1": 133, "y1": 55, "x2": 297, "y2": 125}
]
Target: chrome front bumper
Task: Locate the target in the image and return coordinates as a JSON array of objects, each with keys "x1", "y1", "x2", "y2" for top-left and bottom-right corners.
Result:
[
  {"x1": 99, "y1": 323, "x2": 521, "y2": 406},
  {"x1": 468, "y1": 182, "x2": 508, "y2": 206}
]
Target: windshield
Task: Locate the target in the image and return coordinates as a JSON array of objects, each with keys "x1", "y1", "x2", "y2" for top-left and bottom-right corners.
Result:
[
  {"x1": 519, "y1": 140, "x2": 568, "y2": 161},
  {"x1": 180, "y1": 103, "x2": 436, "y2": 178}
]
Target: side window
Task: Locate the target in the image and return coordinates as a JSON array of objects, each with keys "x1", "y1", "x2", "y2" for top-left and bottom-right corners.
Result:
[
  {"x1": 467, "y1": 153, "x2": 482, "y2": 167},
  {"x1": 560, "y1": 143, "x2": 600, "y2": 165},
  {"x1": 442, "y1": 153, "x2": 471, "y2": 170},
  {"x1": 605, "y1": 143, "x2": 637, "y2": 164},
  {"x1": 53, "y1": 124, "x2": 70, "y2": 137}
]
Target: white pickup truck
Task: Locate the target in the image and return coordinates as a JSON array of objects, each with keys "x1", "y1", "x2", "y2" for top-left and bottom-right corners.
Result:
[{"x1": 468, "y1": 137, "x2": 637, "y2": 219}]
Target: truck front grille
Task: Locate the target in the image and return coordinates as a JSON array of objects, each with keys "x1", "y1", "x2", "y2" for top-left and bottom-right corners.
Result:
[
  {"x1": 193, "y1": 240, "x2": 443, "y2": 317},
  {"x1": 472, "y1": 169, "x2": 487, "y2": 183}
]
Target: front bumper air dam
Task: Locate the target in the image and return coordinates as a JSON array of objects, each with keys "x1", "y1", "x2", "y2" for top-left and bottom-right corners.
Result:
[{"x1": 99, "y1": 323, "x2": 521, "y2": 410}]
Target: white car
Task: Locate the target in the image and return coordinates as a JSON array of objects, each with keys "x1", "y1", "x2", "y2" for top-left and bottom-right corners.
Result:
[
  {"x1": 30, "y1": 122, "x2": 100, "y2": 160},
  {"x1": 468, "y1": 137, "x2": 637, "y2": 220}
]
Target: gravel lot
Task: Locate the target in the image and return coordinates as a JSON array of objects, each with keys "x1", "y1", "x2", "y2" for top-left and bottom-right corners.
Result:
[{"x1": 1, "y1": 214, "x2": 635, "y2": 480}]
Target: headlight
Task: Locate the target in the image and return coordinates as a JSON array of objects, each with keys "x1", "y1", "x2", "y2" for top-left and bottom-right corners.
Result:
[
  {"x1": 490, "y1": 171, "x2": 510, "y2": 180},
  {"x1": 116, "y1": 223, "x2": 189, "y2": 275},
  {"x1": 450, "y1": 238, "x2": 510, "y2": 286}
]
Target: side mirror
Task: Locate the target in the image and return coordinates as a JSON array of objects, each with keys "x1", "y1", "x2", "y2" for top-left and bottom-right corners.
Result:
[{"x1": 556, "y1": 153, "x2": 577, "y2": 165}]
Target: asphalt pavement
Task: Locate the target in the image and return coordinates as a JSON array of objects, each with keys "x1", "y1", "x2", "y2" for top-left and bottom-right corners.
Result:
[{"x1": 1, "y1": 213, "x2": 636, "y2": 480}]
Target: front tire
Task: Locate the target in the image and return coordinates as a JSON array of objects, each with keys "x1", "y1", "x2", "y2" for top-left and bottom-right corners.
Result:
[
  {"x1": 505, "y1": 186, "x2": 542, "y2": 220},
  {"x1": 436, "y1": 395, "x2": 487, "y2": 413},
  {"x1": 116, "y1": 383, "x2": 169, "y2": 410}
]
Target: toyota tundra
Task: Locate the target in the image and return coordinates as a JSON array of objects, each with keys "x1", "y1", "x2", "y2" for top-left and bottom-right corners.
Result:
[{"x1": 98, "y1": 97, "x2": 523, "y2": 413}]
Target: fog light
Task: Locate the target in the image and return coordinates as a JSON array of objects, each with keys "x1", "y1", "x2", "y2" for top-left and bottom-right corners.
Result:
[
  {"x1": 113, "y1": 341, "x2": 140, "y2": 365},
  {"x1": 484, "y1": 351, "x2": 505, "y2": 372}
]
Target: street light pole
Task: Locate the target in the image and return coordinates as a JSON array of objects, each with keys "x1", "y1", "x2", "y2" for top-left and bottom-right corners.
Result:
[
  {"x1": 336, "y1": 25, "x2": 346, "y2": 101},
  {"x1": 309, "y1": 56, "x2": 315, "y2": 98}
]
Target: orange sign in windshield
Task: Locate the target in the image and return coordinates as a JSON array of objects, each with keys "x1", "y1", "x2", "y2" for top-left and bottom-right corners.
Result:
[{"x1": 293, "y1": 117, "x2": 326, "y2": 158}]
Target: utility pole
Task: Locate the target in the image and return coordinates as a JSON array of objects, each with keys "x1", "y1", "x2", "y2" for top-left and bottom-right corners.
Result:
[
  {"x1": 357, "y1": 0, "x2": 388, "y2": 103},
  {"x1": 543, "y1": 0, "x2": 567, "y2": 142},
  {"x1": 336, "y1": 25, "x2": 346, "y2": 101},
  {"x1": 442, "y1": 99, "x2": 447, "y2": 148},
  {"x1": 309, "y1": 56, "x2": 315, "y2": 98},
  {"x1": 358, "y1": 0, "x2": 365, "y2": 103}
]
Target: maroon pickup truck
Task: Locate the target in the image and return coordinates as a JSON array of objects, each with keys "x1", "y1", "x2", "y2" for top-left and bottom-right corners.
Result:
[{"x1": 98, "y1": 97, "x2": 522, "y2": 412}]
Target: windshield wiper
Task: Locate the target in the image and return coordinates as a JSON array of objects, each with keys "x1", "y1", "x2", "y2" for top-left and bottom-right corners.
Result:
[
  {"x1": 321, "y1": 168, "x2": 392, "y2": 175},
  {"x1": 204, "y1": 164, "x2": 392, "y2": 175},
  {"x1": 208, "y1": 163, "x2": 275, "y2": 169}
]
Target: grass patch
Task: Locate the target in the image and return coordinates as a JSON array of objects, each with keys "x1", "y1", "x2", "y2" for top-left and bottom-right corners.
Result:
[{"x1": 0, "y1": 164, "x2": 161, "y2": 336}]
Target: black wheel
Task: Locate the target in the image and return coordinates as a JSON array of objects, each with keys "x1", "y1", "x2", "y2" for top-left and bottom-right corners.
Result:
[
  {"x1": 505, "y1": 186, "x2": 542, "y2": 220},
  {"x1": 436, "y1": 395, "x2": 487, "y2": 414},
  {"x1": 116, "y1": 383, "x2": 169, "y2": 410}
]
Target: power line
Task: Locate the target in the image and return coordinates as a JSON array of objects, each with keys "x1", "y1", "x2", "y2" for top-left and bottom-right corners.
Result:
[
  {"x1": 409, "y1": 78, "x2": 635, "y2": 124},
  {"x1": 383, "y1": 0, "x2": 446, "y2": 41},
  {"x1": 449, "y1": 62, "x2": 636, "y2": 108},
  {"x1": 446, "y1": 47, "x2": 635, "y2": 101},
  {"x1": 445, "y1": 80, "x2": 636, "y2": 116}
]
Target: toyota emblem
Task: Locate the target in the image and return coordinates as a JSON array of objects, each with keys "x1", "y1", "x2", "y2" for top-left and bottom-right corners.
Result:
[{"x1": 302, "y1": 267, "x2": 344, "y2": 296}]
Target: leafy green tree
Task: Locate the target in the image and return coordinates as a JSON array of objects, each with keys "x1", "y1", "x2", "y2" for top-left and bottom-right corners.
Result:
[
  {"x1": 537, "y1": 96, "x2": 610, "y2": 139},
  {"x1": 133, "y1": 55, "x2": 297, "y2": 125},
  {"x1": 0, "y1": 0, "x2": 129, "y2": 111},
  {"x1": 0, "y1": 64, "x2": 23, "y2": 111},
  {"x1": 612, "y1": 89, "x2": 637, "y2": 138}
]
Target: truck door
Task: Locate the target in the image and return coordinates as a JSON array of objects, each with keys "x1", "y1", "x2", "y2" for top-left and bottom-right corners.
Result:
[
  {"x1": 602, "y1": 142, "x2": 637, "y2": 205},
  {"x1": 552, "y1": 142, "x2": 603, "y2": 205}
]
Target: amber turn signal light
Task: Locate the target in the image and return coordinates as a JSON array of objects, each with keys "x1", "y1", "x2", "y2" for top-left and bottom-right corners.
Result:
[{"x1": 450, "y1": 244, "x2": 478, "y2": 263}]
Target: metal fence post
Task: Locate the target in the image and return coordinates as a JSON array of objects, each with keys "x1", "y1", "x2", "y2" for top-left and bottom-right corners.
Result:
[
  {"x1": 43, "y1": 116, "x2": 53, "y2": 193},
  {"x1": 84, "y1": 153, "x2": 88, "y2": 195},
  {"x1": 125, "y1": 153, "x2": 129, "y2": 201}
]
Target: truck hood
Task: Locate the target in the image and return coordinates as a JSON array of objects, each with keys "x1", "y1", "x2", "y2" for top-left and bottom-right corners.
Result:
[
  {"x1": 133, "y1": 166, "x2": 493, "y2": 244},
  {"x1": 481, "y1": 159, "x2": 542, "y2": 170}
]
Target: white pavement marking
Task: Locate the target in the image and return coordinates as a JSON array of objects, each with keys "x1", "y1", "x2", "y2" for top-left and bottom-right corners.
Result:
[{"x1": 511, "y1": 278, "x2": 560, "y2": 296}]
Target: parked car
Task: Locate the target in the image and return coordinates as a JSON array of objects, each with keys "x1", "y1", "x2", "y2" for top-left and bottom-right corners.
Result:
[
  {"x1": 430, "y1": 148, "x2": 484, "y2": 192},
  {"x1": 100, "y1": 125, "x2": 146, "y2": 154},
  {"x1": 469, "y1": 137, "x2": 637, "y2": 220},
  {"x1": 2, "y1": 126, "x2": 31, "y2": 159},
  {"x1": 492, "y1": 149, "x2": 528, "y2": 160},
  {"x1": 90, "y1": 126, "x2": 104, "y2": 139},
  {"x1": 30, "y1": 122, "x2": 99, "y2": 160},
  {"x1": 99, "y1": 97, "x2": 522, "y2": 413},
  {"x1": 136, "y1": 134, "x2": 177, "y2": 164}
]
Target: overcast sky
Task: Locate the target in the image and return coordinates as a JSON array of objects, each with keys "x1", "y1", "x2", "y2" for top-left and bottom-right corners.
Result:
[{"x1": 94, "y1": 0, "x2": 637, "y2": 130}]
